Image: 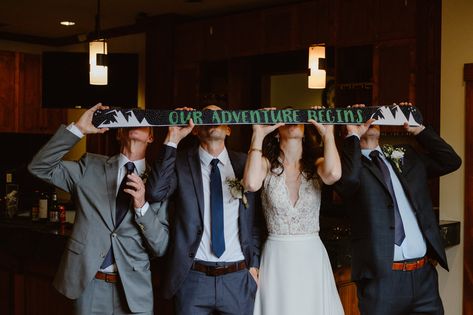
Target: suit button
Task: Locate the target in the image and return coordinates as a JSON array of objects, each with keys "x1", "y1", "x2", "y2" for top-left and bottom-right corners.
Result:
[
  {"x1": 100, "y1": 252, "x2": 105, "y2": 258},
  {"x1": 197, "y1": 229, "x2": 202, "y2": 236},
  {"x1": 189, "y1": 252, "x2": 195, "y2": 258},
  {"x1": 112, "y1": 233, "x2": 117, "y2": 238},
  {"x1": 389, "y1": 226, "x2": 395, "y2": 230}
]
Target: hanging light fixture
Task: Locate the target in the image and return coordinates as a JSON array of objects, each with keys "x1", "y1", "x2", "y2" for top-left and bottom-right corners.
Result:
[
  {"x1": 89, "y1": 0, "x2": 108, "y2": 85},
  {"x1": 308, "y1": 44, "x2": 326, "y2": 89}
]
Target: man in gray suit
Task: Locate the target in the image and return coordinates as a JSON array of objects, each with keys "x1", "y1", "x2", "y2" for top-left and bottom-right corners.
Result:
[
  {"x1": 28, "y1": 103, "x2": 169, "y2": 315},
  {"x1": 146, "y1": 105, "x2": 261, "y2": 315}
]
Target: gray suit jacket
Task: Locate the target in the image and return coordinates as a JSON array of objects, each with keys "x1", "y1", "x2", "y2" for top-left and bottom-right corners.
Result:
[
  {"x1": 28, "y1": 125, "x2": 169, "y2": 313},
  {"x1": 146, "y1": 144, "x2": 262, "y2": 299}
]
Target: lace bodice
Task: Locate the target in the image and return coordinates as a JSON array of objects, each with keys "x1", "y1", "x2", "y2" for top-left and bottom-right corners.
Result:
[{"x1": 261, "y1": 170, "x2": 321, "y2": 235}]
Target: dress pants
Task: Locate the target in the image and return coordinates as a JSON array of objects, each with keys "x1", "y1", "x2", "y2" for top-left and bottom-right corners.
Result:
[
  {"x1": 356, "y1": 261, "x2": 444, "y2": 315},
  {"x1": 73, "y1": 277, "x2": 153, "y2": 315},
  {"x1": 174, "y1": 262, "x2": 258, "y2": 315}
]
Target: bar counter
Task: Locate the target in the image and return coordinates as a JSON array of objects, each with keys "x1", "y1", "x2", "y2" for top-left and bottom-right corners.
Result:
[{"x1": 0, "y1": 217, "x2": 459, "y2": 315}]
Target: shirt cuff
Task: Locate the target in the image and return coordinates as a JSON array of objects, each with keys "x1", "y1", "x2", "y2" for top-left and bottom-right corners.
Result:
[
  {"x1": 135, "y1": 201, "x2": 150, "y2": 216},
  {"x1": 165, "y1": 142, "x2": 178, "y2": 148},
  {"x1": 66, "y1": 123, "x2": 85, "y2": 139}
]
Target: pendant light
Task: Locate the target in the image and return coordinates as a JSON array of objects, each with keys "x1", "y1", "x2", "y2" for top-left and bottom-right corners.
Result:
[
  {"x1": 89, "y1": 0, "x2": 108, "y2": 85},
  {"x1": 308, "y1": 44, "x2": 326, "y2": 89}
]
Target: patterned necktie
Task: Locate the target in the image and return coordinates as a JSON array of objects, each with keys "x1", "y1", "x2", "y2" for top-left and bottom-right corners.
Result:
[
  {"x1": 100, "y1": 161, "x2": 136, "y2": 269},
  {"x1": 115, "y1": 161, "x2": 136, "y2": 226},
  {"x1": 369, "y1": 150, "x2": 406, "y2": 246},
  {"x1": 210, "y1": 158, "x2": 225, "y2": 258}
]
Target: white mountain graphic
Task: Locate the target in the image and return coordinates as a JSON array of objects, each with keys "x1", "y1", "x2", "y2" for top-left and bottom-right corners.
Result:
[
  {"x1": 98, "y1": 110, "x2": 152, "y2": 128},
  {"x1": 371, "y1": 105, "x2": 421, "y2": 126}
]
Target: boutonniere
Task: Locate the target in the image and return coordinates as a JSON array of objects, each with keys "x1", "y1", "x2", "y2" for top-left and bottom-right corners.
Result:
[
  {"x1": 225, "y1": 177, "x2": 248, "y2": 208},
  {"x1": 140, "y1": 167, "x2": 151, "y2": 184},
  {"x1": 382, "y1": 144, "x2": 405, "y2": 173}
]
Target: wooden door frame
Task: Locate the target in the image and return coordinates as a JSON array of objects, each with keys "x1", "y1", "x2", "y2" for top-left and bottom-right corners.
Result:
[{"x1": 463, "y1": 63, "x2": 473, "y2": 315}]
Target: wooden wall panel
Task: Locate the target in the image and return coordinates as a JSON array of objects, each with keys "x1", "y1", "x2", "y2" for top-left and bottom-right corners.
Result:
[{"x1": 0, "y1": 51, "x2": 18, "y2": 132}]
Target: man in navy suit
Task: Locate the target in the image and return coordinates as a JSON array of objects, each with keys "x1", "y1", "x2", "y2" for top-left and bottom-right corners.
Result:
[
  {"x1": 146, "y1": 105, "x2": 261, "y2": 315},
  {"x1": 335, "y1": 104, "x2": 461, "y2": 315}
]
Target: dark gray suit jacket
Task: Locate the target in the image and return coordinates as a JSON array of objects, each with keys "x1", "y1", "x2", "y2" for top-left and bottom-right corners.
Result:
[
  {"x1": 28, "y1": 125, "x2": 169, "y2": 313},
  {"x1": 146, "y1": 144, "x2": 262, "y2": 299},
  {"x1": 334, "y1": 127, "x2": 461, "y2": 281}
]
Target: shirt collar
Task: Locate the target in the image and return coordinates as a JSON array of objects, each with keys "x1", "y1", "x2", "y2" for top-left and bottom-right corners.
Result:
[
  {"x1": 361, "y1": 146, "x2": 383, "y2": 160},
  {"x1": 198, "y1": 146, "x2": 229, "y2": 167},
  {"x1": 119, "y1": 153, "x2": 146, "y2": 175}
]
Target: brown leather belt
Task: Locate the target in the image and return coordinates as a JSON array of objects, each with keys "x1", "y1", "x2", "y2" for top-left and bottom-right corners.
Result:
[
  {"x1": 191, "y1": 261, "x2": 247, "y2": 276},
  {"x1": 392, "y1": 256, "x2": 427, "y2": 271},
  {"x1": 95, "y1": 271, "x2": 119, "y2": 283}
]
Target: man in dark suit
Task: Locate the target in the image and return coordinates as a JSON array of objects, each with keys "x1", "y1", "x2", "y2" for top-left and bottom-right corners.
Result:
[
  {"x1": 334, "y1": 104, "x2": 461, "y2": 315},
  {"x1": 28, "y1": 104, "x2": 169, "y2": 315},
  {"x1": 146, "y1": 105, "x2": 261, "y2": 315}
]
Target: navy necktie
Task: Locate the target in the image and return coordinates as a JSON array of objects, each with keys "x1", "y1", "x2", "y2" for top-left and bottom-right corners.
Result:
[
  {"x1": 100, "y1": 161, "x2": 135, "y2": 269},
  {"x1": 210, "y1": 159, "x2": 225, "y2": 258},
  {"x1": 369, "y1": 150, "x2": 405, "y2": 246}
]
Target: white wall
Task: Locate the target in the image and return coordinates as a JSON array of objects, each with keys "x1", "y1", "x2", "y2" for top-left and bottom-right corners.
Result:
[{"x1": 439, "y1": 1, "x2": 472, "y2": 314}]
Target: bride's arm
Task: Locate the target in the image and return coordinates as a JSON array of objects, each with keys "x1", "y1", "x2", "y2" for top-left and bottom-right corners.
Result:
[
  {"x1": 311, "y1": 121, "x2": 341, "y2": 185},
  {"x1": 242, "y1": 122, "x2": 282, "y2": 192}
]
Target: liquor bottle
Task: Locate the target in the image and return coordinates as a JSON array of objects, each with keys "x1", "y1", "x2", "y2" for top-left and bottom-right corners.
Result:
[
  {"x1": 31, "y1": 190, "x2": 40, "y2": 221},
  {"x1": 5, "y1": 170, "x2": 19, "y2": 218},
  {"x1": 49, "y1": 192, "x2": 59, "y2": 223},
  {"x1": 38, "y1": 192, "x2": 48, "y2": 221}
]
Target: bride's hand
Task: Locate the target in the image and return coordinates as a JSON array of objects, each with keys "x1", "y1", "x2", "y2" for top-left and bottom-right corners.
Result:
[
  {"x1": 308, "y1": 106, "x2": 333, "y2": 140},
  {"x1": 253, "y1": 107, "x2": 284, "y2": 138}
]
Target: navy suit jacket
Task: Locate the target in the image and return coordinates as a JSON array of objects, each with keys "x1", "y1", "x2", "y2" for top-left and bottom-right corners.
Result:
[
  {"x1": 334, "y1": 127, "x2": 461, "y2": 281},
  {"x1": 146, "y1": 144, "x2": 262, "y2": 299}
]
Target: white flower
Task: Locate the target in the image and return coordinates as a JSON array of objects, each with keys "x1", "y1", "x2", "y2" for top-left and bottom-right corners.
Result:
[
  {"x1": 382, "y1": 144, "x2": 405, "y2": 173},
  {"x1": 225, "y1": 177, "x2": 248, "y2": 208}
]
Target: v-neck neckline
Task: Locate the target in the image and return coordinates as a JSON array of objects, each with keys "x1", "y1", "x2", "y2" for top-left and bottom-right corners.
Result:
[{"x1": 282, "y1": 171, "x2": 303, "y2": 209}]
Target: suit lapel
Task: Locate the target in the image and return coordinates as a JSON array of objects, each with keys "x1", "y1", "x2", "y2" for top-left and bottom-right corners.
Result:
[
  {"x1": 188, "y1": 146, "x2": 205, "y2": 221},
  {"x1": 104, "y1": 155, "x2": 119, "y2": 229},
  {"x1": 228, "y1": 151, "x2": 245, "y2": 214},
  {"x1": 362, "y1": 155, "x2": 392, "y2": 195}
]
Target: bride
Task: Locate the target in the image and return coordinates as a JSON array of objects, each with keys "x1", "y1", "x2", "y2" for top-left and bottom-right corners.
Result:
[{"x1": 242, "y1": 109, "x2": 344, "y2": 315}]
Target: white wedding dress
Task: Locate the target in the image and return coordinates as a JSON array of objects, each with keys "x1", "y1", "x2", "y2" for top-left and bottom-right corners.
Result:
[{"x1": 253, "y1": 170, "x2": 344, "y2": 315}]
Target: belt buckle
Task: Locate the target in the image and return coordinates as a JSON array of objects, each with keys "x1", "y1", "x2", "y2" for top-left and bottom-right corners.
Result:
[
  {"x1": 208, "y1": 265, "x2": 226, "y2": 276},
  {"x1": 402, "y1": 261, "x2": 408, "y2": 271},
  {"x1": 104, "y1": 273, "x2": 115, "y2": 283}
]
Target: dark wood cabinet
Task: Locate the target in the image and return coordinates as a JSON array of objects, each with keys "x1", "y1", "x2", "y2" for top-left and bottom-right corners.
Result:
[
  {"x1": 0, "y1": 51, "x2": 18, "y2": 132},
  {"x1": 227, "y1": 11, "x2": 263, "y2": 57},
  {"x1": 262, "y1": 5, "x2": 294, "y2": 54},
  {"x1": 18, "y1": 53, "x2": 66, "y2": 134},
  {"x1": 0, "y1": 51, "x2": 66, "y2": 134},
  {"x1": 375, "y1": 0, "x2": 416, "y2": 41},
  {"x1": 203, "y1": 17, "x2": 229, "y2": 61},
  {"x1": 335, "y1": 267, "x2": 360, "y2": 315},
  {"x1": 373, "y1": 39, "x2": 416, "y2": 106},
  {"x1": 293, "y1": 0, "x2": 336, "y2": 49},
  {"x1": 336, "y1": 0, "x2": 375, "y2": 45}
]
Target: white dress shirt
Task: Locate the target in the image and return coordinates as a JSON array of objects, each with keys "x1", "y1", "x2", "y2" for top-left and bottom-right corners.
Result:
[
  {"x1": 195, "y1": 146, "x2": 245, "y2": 262},
  {"x1": 362, "y1": 146, "x2": 427, "y2": 261}
]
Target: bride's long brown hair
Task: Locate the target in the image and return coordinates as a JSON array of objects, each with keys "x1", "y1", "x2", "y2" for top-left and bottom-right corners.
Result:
[{"x1": 262, "y1": 126, "x2": 323, "y2": 180}]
